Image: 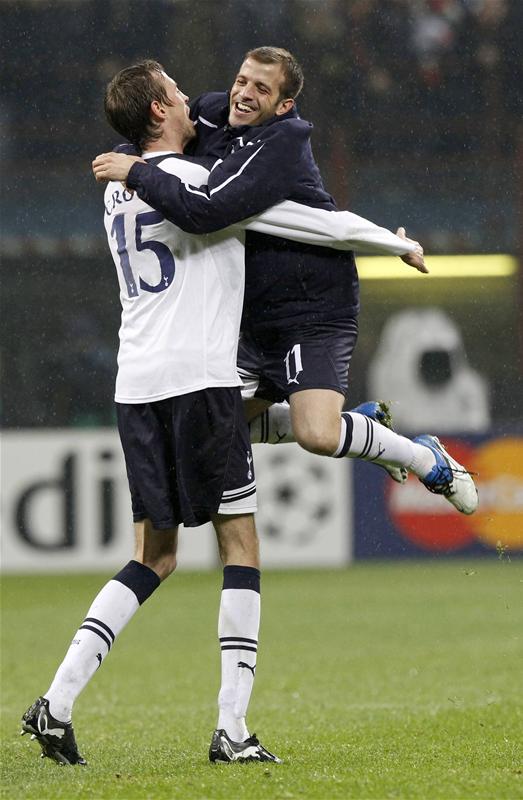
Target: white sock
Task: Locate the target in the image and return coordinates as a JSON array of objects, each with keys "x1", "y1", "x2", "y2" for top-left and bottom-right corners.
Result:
[
  {"x1": 44, "y1": 561, "x2": 160, "y2": 722},
  {"x1": 333, "y1": 412, "x2": 436, "y2": 477},
  {"x1": 249, "y1": 403, "x2": 295, "y2": 444},
  {"x1": 217, "y1": 566, "x2": 260, "y2": 742}
]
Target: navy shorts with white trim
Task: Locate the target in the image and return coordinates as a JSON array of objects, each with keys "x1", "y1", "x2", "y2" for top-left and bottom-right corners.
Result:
[
  {"x1": 116, "y1": 387, "x2": 256, "y2": 530},
  {"x1": 237, "y1": 316, "x2": 358, "y2": 404}
]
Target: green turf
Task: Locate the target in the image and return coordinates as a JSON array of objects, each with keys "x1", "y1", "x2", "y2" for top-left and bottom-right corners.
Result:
[{"x1": 1, "y1": 561, "x2": 522, "y2": 799}]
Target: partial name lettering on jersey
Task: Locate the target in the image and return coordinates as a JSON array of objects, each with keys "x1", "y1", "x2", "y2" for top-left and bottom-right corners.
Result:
[{"x1": 104, "y1": 186, "x2": 134, "y2": 216}]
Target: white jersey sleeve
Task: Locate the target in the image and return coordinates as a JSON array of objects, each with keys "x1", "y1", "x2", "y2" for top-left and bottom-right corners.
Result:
[{"x1": 243, "y1": 200, "x2": 417, "y2": 255}]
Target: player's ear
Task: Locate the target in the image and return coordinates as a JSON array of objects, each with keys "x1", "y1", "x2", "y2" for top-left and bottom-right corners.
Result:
[
  {"x1": 150, "y1": 100, "x2": 166, "y2": 121},
  {"x1": 275, "y1": 98, "x2": 295, "y2": 117}
]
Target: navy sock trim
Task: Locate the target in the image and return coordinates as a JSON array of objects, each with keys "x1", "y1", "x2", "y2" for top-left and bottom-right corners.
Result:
[
  {"x1": 336, "y1": 412, "x2": 354, "y2": 458},
  {"x1": 222, "y1": 565, "x2": 260, "y2": 593},
  {"x1": 112, "y1": 560, "x2": 161, "y2": 605},
  {"x1": 220, "y1": 636, "x2": 258, "y2": 644},
  {"x1": 79, "y1": 624, "x2": 112, "y2": 651},
  {"x1": 83, "y1": 617, "x2": 115, "y2": 642},
  {"x1": 358, "y1": 416, "x2": 374, "y2": 459}
]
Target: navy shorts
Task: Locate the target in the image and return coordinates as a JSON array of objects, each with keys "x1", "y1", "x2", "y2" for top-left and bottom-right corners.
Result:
[
  {"x1": 116, "y1": 387, "x2": 256, "y2": 529},
  {"x1": 237, "y1": 316, "x2": 358, "y2": 404}
]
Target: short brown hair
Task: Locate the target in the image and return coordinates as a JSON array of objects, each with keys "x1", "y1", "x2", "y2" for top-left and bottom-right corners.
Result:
[
  {"x1": 244, "y1": 47, "x2": 304, "y2": 100},
  {"x1": 104, "y1": 59, "x2": 172, "y2": 151}
]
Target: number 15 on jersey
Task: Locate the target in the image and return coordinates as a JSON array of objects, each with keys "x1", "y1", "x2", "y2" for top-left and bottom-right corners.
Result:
[{"x1": 111, "y1": 211, "x2": 176, "y2": 298}]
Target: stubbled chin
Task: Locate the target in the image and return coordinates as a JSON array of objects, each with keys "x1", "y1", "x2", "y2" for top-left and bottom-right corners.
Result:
[{"x1": 229, "y1": 110, "x2": 255, "y2": 126}]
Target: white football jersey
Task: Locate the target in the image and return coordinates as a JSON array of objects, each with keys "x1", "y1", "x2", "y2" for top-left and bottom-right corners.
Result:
[
  {"x1": 103, "y1": 151, "x2": 416, "y2": 403},
  {"x1": 104, "y1": 154, "x2": 247, "y2": 403}
]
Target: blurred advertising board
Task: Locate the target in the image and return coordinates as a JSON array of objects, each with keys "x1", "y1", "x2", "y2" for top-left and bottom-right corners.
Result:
[
  {"x1": 0, "y1": 432, "x2": 351, "y2": 573},
  {"x1": 353, "y1": 433, "x2": 523, "y2": 558},
  {"x1": 4, "y1": 428, "x2": 519, "y2": 568}
]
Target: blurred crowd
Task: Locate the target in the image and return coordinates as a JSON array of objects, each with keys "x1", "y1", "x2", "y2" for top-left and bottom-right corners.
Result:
[
  {"x1": 3, "y1": 0, "x2": 521, "y2": 160},
  {"x1": 293, "y1": 0, "x2": 522, "y2": 158},
  {"x1": 3, "y1": 0, "x2": 520, "y2": 252}
]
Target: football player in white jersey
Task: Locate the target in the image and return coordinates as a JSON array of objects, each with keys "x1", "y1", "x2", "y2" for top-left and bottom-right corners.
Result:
[{"x1": 21, "y1": 60, "x2": 304, "y2": 767}]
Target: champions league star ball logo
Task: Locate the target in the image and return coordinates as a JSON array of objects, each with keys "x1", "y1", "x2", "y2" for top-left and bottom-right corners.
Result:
[{"x1": 256, "y1": 451, "x2": 334, "y2": 546}]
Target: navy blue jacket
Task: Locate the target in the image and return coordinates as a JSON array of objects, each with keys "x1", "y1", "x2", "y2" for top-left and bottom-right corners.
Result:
[{"x1": 126, "y1": 92, "x2": 359, "y2": 332}]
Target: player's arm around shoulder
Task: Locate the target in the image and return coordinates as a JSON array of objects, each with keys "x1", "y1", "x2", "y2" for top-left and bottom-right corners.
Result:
[
  {"x1": 92, "y1": 116, "x2": 314, "y2": 235},
  {"x1": 120, "y1": 116, "x2": 314, "y2": 234}
]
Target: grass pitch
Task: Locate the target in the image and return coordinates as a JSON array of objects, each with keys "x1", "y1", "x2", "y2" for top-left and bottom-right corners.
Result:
[{"x1": 1, "y1": 561, "x2": 522, "y2": 799}]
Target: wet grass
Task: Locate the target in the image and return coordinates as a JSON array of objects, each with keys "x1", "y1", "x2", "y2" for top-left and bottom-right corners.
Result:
[{"x1": 1, "y1": 561, "x2": 522, "y2": 799}]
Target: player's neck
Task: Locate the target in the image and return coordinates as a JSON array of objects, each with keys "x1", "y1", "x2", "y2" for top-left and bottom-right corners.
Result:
[
  {"x1": 143, "y1": 124, "x2": 194, "y2": 156},
  {"x1": 143, "y1": 133, "x2": 185, "y2": 155}
]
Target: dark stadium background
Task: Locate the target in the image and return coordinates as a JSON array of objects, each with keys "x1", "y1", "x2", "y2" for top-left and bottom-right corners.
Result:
[
  {"x1": 2, "y1": 9, "x2": 522, "y2": 796},
  {"x1": 1, "y1": 0, "x2": 522, "y2": 430}
]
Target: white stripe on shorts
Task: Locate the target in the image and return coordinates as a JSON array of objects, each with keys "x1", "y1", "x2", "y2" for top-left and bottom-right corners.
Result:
[
  {"x1": 222, "y1": 479, "x2": 256, "y2": 499},
  {"x1": 237, "y1": 368, "x2": 260, "y2": 401},
  {"x1": 218, "y1": 479, "x2": 257, "y2": 515}
]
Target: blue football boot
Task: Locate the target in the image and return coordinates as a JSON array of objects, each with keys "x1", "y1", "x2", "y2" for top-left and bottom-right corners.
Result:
[{"x1": 413, "y1": 434, "x2": 478, "y2": 514}]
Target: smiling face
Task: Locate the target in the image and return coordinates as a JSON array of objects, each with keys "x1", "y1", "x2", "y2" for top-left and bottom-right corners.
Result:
[{"x1": 228, "y1": 58, "x2": 295, "y2": 127}]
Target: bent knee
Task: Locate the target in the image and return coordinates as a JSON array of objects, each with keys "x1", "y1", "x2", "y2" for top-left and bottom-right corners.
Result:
[{"x1": 294, "y1": 426, "x2": 339, "y2": 456}]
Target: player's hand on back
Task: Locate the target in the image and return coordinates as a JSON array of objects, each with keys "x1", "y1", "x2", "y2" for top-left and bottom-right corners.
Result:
[
  {"x1": 396, "y1": 226, "x2": 429, "y2": 274},
  {"x1": 92, "y1": 153, "x2": 145, "y2": 184}
]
